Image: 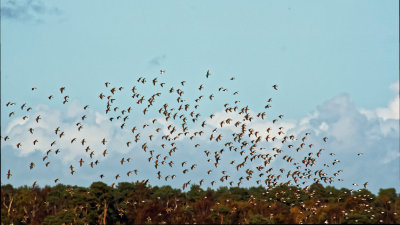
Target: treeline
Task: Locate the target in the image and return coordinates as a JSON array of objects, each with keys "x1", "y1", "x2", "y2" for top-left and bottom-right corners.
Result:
[{"x1": 1, "y1": 182, "x2": 399, "y2": 224}]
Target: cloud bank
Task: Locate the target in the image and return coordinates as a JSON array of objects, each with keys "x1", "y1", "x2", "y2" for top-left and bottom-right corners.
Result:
[{"x1": 1, "y1": 81, "x2": 399, "y2": 193}]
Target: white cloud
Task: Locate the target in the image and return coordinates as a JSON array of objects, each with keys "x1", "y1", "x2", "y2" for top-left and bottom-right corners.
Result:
[
  {"x1": 361, "y1": 80, "x2": 400, "y2": 121},
  {"x1": 319, "y1": 122, "x2": 329, "y2": 131},
  {"x1": 5, "y1": 117, "x2": 28, "y2": 134},
  {"x1": 376, "y1": 96, "x2": 399, "y2": 120},
  {"x1": 1, "y1": 81, "x2": 399, "y2": 193},
  {"x1": 2, "y1": 101, "x2": 123, "y2": 162},
  {"x1": 282, "y1": 84, "x2": 399, "y2": 192}
]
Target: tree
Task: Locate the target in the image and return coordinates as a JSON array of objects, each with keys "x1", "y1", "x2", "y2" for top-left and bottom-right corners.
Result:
[
  {"x1": 1, "y1": 182, "x2": 399, "y2": 224},
  {"x1": 186, "y1": 185, "x2": 204, "y2": 202},
  {"x1": 216, "y1": 205, "x2": 230, "y2": 224},
  {"x1": 249, "y1": 214, "x2": 274, "y2": 224},
  {"x1": 309, "y1": 183, "x2": 326, "y2": 198},
  {"x1": 341, "y1": 214, "x2": 372, "y2": 224},
  {"x1": 379, "y1": 188, "x2": 397, "y2": 202},
  {"x1": 42, "y1": 209, "x2": 85, "y2": 225}
]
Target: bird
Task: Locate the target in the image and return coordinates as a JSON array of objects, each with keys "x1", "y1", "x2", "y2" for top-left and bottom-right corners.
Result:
[
  {"x1": 152, "y1": 78, "x2": 158, "y2": 86},
  {"x1": 4, "y1": 69, "x2": 355, "y2": 208},
  {"x1": 209, "y1": 94, "x2": 214, "y2": 100},
  {"x1": 7, "y1": 170, "x2": 11, "y2": 179}
]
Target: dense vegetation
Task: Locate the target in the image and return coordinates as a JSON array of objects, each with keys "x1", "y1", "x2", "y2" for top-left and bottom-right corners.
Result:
[{"x1": 1, "y1": 182, "x2": 399, "y2": 224}]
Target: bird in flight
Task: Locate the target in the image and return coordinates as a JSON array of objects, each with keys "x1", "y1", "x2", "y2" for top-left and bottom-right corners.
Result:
[
  {"x1": 2, "y1": 68, "x2": 360, "y2": 213},
  {"x1": 7, "y1": 169, "x2": 11, "y2": 179}
]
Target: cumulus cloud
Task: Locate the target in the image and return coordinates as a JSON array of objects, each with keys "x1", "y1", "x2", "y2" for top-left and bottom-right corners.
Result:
[
  {"x1": 361, "y1": 81, "x2": 400, "y2": 121},
  {"x1": 376, "y1": 97, "x2": 399, "y2": 120},
  {"x1": 1, "y1": 81, "x2": 399, "y2": 193},
  {"x1": 194, "y1": 80, "x2": 399, "y2": 191},
  {"x1": 284, "y1": 82, "x2": 399, "y2": 192},
  {"x1": 2, "y1": 100, "x2": 125, "y2": 162}
]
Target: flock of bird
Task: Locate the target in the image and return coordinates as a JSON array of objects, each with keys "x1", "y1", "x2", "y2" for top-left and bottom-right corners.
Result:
[{"x1": 3, "y1": 70, "x2": 368, "y2": 192}]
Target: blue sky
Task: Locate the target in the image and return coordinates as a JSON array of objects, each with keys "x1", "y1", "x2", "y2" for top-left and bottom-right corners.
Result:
[{"x1": 1, "y1": 0, "x2": 399, "y2": 194}]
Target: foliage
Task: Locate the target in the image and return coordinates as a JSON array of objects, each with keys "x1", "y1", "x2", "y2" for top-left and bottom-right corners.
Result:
[
  {"x1": 249, "y1": 214, "x2": 274, "y2": 224},
  {"x1": 1, "y1": 182, "x2": 399, "y2": 224}
]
